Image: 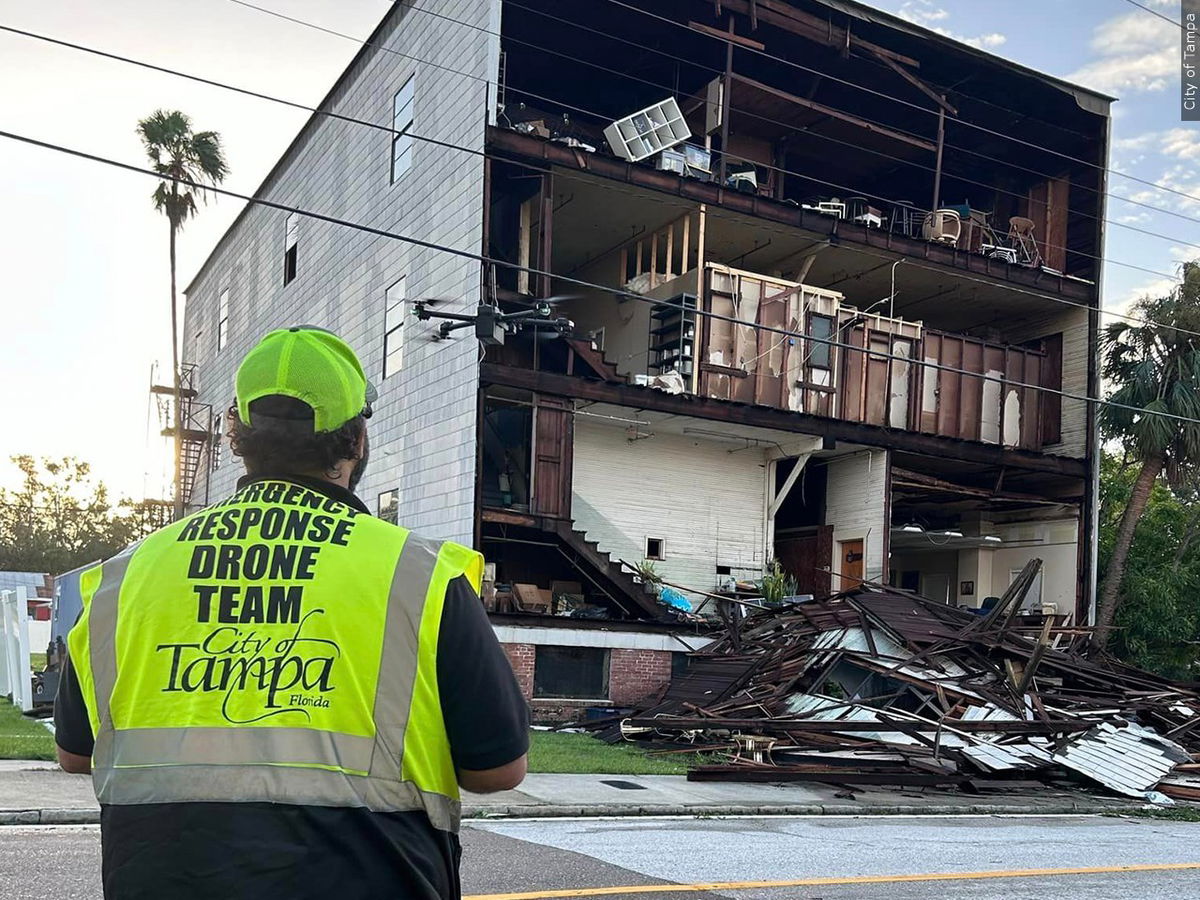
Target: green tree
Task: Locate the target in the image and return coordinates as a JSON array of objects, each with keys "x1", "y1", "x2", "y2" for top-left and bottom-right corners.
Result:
[
  {"x1": 0, "y1": 456, "x2": 152, "y2": 575},
  {"x1": 137, "y1": 110, "x2": 228, "y2": 519},
  {"x1": 1099, "y1": 453, "x2": 1200, "y2": 678},
  {"x1": 1095, "y1": 262, "x2": 1200, "y2": 649}
]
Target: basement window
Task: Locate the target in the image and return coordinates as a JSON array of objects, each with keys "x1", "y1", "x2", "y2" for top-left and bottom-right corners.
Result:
[
  {"x1": 283, "y1": 214, "x2": 299, "y2": 286},
  {"x1": 534, "y1": 646, "x2": 609, "y2": 699},
  {"x1": 645, "y1": 537, "x2": 665, "y2": 560}
]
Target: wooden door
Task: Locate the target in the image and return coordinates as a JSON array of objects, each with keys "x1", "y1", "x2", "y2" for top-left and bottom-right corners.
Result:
[
  {"x1": 838, "y1": 539, "x2": 864, "y2": 591},
  {"x1": 776, "y1": 525, "x2": 834, "y2": 598},
  {"x1": 531, "y1": 396, "x2": 573, "y2": 519}
]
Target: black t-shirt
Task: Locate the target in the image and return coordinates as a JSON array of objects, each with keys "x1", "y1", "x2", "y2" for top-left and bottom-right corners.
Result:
[{"x1": 54, "y1": 475, "x2": 529, "y2": 900}]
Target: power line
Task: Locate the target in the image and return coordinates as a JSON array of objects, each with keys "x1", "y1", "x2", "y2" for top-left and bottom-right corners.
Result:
[
  {"x1": 1121, "y1": 0, "x2": 1182, "y2": 28},
  {"x1": 2, "y1": 19, "x2": 1198, "y2": 339},
  {"x1": 4, "y1": 126, "x2": 1199, "y2": 432},
  {"x1": 498, "y1": 0, "x2": 1198, "y2": 230},
  {"x1": 229, "y1": 0, "x2": 1200, "y2": 229},
  {"x1": 598, "y1": 0, "x2": 1200, "y2": 204},
  {"x1": 383, "y1": 0, "x2": 1200, "y2": 209},
  {"x1": 8, "y1": 26, "x2": 1190, "y2": 294},
  {"x1": 4, "y1": 21, "x2": 1199, "y2": 342},
  {"x1": 202, "y1": 5, "x2": 1194, "y2": 282}
]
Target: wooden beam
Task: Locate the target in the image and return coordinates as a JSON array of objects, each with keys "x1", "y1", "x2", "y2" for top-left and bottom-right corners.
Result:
[
  {"x1": 480, "y1": 363, "x2": 1089, "y2": 478},
  {"x1": 769, "y1": 450, "x2": 812, "y2": 518},
  {"x1": 487, "y1": 128, "x2": 1097, "y2": 303},
  {"x1": 688, "y1": 20, "x2": 766, "y2": 49},
  {"x1": 891, "y1": 466, "x2": 1079, "y2": 505},
  {"x1": 730, "y1": 73, "x2": 936, "y2": 152},
  {"x1": 712, "y1": 0, "x2": 921, "y2": 68},
  {"x1": 866, "y1": 48, "x2": 958, "y2": 115}
]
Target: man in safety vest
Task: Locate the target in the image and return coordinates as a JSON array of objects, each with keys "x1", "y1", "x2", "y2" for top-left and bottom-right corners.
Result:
[{"x1": 54, "y1": 326, "x2": 529, "y2": 899}]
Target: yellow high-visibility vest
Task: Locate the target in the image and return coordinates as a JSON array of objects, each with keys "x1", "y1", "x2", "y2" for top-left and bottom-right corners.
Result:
[{"x1": 67, "y1": 479, "x2": 483, "y2": 832}]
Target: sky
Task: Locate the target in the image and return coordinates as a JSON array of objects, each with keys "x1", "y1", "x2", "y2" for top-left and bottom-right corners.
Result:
[{"x1": 0, "y1": 0, "x2": 1192, "y2": 500}]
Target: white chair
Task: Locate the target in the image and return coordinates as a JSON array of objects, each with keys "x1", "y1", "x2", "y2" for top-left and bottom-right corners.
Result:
[{"x1": 922, "y1": 209, "x2": 962, "y2": 245}]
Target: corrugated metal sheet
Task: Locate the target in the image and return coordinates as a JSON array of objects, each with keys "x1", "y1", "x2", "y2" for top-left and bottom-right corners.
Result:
[{"x1": 1054, "y1": 721, "x2": 1191, "y2": 798}]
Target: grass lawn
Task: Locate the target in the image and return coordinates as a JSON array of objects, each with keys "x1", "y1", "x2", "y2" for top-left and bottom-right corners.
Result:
[
  {"x1": 0, "y1": 699, "x2": 55, "y2": 761},
  {"x1": 1108, "y1": 807, "x2": 1200, "y2": 822},
  {"x1": 528, "y1": 730, "x2": 706, "y2": 775},
  {"x1": 29, "y1": 653, "x2": 46, "y2": 672}
]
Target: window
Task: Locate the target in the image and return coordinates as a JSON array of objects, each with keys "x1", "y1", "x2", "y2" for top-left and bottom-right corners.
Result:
[
  {"x1": 533, "y1": 646, "x2": 609, "y2": 699},
  {"x1": 645, "y1": 537, "x2": 665, "y2": 560},
  {"x1": 808, "y1": 314, "x2": 834, "y2": 369},
  {"x1": 217, "y1": 288, "x2": 230, "y2": 352},
  {"x1": 391, "y1": 76, "x2": 415, "y2": 182},
  {"x1": 1011, "y1": 568, "x2": 1044, "y2": 610},
  {"x1": 383, "y1": 277, "x2": 406, "y2": 378},
  {"x1": 210, "y1": 410, "x2": 224, "y2": 472},
  {"x1": 672, "y1": 652, "x2": 692, "y2": 678},
  {"x1": 378, "y1": 489, "x2": 399, "y2": 524},
  {"x1": 283, "y1": 214, "x2": 299, "y2": 285},
  {"x1": 193, "y1": 328, "x2": 204, "y2": 362}
]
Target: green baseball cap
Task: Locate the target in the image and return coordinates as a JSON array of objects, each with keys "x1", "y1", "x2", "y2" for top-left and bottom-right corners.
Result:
[{"x1": 235, "y1": 326, "x2": 375, "y2": 433}]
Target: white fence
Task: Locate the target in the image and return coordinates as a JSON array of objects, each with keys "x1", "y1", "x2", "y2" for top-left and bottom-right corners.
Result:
[{"x1": 0, "y1": 587, "x2": 32, "y2": 711}]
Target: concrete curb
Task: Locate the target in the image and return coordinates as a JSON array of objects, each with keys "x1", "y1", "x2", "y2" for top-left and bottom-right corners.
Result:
[
  {"x1": 463, "y1": 800, "x2": 1137, "y2": 819},
  {"x1": 0, "y1": 800, "x2": 1139, "y2": 827},
  {"x1": 0, "y1": 808, "x2": 100, "y2": 826}
]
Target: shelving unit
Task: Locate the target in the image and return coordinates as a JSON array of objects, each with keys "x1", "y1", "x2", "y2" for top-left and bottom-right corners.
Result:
[
  {"x1": 648, "y1": 293, "x2": 697, "y2": 377},
  {"x1": 604, "y1": 98, "x2": 691, "y2": 163}
]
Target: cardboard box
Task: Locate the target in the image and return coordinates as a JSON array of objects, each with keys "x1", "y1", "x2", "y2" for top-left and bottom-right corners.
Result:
[{"x1": 513, "y1": 583, "x2": 550, "y2": 613}]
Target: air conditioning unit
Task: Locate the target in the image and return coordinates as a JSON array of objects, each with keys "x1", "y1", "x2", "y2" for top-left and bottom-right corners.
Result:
[{"x1": 604, "y1": 97, "x2": 691, "y2": 162}]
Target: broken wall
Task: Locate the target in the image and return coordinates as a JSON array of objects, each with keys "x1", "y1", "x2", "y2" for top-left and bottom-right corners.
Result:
[
  {"x1": 565, "y1": 270, "x2": 697, "y2": 378},
  {"x1": 989, "y1": 517, "x2": 1080, "y2": 614},
  {"x1": 824, "y1": 451, "x2": 889, "y2": 584},
  {"x1": 571, "y1": 419, "x2": 766, "y2": 593},
  {"x1": 995, "y1": 305, "x2": 1089, "y2": 459}
]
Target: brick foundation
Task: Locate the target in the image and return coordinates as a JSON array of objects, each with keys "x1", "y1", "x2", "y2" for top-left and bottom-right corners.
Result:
[
  {"x1": 608, "y1": 648, "x2": 673, "y2": 707},
  {"x1": 499, "y1": 641, "x2": 674, "y2": 724},
  {"x1": 502, "y1": 642, "x2": 536, "y2": 698}
]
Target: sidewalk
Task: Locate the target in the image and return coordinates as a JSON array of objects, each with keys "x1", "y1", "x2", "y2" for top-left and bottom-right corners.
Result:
[{"x1": 0, "y1": 759, "x2": 1146, "y2": 825}]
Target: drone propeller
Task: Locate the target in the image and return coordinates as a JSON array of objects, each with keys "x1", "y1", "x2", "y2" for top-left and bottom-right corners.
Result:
[{"x1": 504, "y1": 293, "x2": 581, "y2": 308}]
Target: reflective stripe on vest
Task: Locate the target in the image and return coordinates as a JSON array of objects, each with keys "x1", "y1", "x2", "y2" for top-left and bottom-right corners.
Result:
[{"x1": 67, "y1": 481, "x2": 482, "y2": 833}]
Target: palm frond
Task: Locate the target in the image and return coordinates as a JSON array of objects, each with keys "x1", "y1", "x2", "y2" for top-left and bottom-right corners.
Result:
[{"x1": 137, "y1": 109, "x2": 228, "y2": 228}]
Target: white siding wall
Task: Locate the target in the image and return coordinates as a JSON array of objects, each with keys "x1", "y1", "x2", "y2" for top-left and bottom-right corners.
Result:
[
  {"x1": 571, "y1": 419, "x2": 767, "y2": 591},
  {"x1": 182, "y1": 1, "x2": 499, "y2": 544},
  {"x1": 998, "y1": 305, "x2": 1089, "y2": 460},
  {"x1": 824, "y1": 450, "x2": 889, "y2": 583},
  {"x1": 990, "y1": 518, "x2": 1079, "y2": 615}
]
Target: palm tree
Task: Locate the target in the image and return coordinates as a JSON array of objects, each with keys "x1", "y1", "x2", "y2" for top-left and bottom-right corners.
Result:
[
  {"x1": 1094, "y1": 261, "x2": 1200, "y2": 649},
  {"x1": 137, "y1": 110, "x2": 228, "y2": 519}
]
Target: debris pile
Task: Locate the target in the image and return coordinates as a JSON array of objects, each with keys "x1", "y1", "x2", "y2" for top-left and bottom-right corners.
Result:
[{"x1": 603, "y1": 563, "x2": 1200, "y2": 801}]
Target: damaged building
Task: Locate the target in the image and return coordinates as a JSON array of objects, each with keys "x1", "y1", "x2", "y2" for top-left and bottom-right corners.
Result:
[{"x1": 179, "y1": 0, "x2": 1108, "y2": 721}]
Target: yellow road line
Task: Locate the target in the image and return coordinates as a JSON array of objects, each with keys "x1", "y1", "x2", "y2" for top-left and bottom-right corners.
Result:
[{"x1": 464, "y1": 862, "x2": 1200, "y2": 900}]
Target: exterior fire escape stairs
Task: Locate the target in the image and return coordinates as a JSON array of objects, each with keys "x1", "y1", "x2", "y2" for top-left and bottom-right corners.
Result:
[{"x1": 151, "y1": 363, "x2": 213, "y2": 516}]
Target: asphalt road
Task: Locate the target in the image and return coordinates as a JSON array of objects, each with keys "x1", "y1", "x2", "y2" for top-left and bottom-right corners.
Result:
[{"x1": 4, "y1": 815, "x2": 1200, "y2": 899}]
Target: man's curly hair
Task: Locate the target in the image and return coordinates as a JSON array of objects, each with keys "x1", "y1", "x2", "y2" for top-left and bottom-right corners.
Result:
[{"x1": 227, "y1": 395, "x2": 365, "y2": 477}]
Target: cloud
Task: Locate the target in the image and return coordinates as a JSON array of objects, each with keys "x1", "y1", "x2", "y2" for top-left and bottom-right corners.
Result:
[
  {"x1": 1115, "y1": 212, "x2": 1152, "y2": 225},
  {"x1": 1159, "y1": 128, "x2": 1200, "y2": 161},
  {"x1": 895, "y1": 0, "x2": 1007, "y2": 50},
  {"x1": 1066, "y1": 11, "x2": 1175, "y2": 95},
  {"x1": 1104, "y1": 276, "x2": 1178, "y2": 318}
]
